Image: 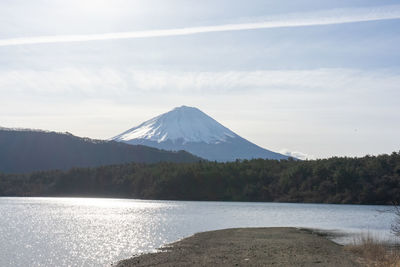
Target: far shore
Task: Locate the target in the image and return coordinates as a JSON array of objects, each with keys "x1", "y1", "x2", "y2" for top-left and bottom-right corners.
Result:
[{"x1": 116, "y1": 227, "x2": 362, "y2": 266}]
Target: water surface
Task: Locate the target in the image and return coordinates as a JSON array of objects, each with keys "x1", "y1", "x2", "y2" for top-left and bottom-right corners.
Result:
[{"x1": 0, "y1": 197, "x2": 396, "y2": 266}]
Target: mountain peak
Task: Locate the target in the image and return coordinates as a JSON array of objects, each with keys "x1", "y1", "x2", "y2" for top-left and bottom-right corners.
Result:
[
  {"x1": 113, "y1": 106, "x2": 236, "y2": 144},
  {"x1": 112, "y1": 106, "x2": 289, "y2": 161},
  {"x1": 170, "y1": 105, "x2": 203, "y2": 116},
  {"x1": 174, "y1": 105, "x2": 196, "y2": 110}
]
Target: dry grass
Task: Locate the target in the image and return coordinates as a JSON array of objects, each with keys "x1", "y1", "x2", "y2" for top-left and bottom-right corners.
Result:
[{"x1": 345, "y1": 233, "x2": 400, "y2": 267}]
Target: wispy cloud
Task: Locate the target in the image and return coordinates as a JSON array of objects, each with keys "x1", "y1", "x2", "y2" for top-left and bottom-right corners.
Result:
[
  {"x1": 1, "y1": 68, "x2": 399, "y2": 96},
  {"x1": 1, "y1": 5, "x2": 400, "y2": 46},
  {"x1": 279, "y1": 149, "x2": 315, "y2": 160}
]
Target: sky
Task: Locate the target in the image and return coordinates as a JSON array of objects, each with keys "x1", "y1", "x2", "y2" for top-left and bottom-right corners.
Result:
[{"x1": 1, "y1": 0, "x2": 399, "y2": 159}]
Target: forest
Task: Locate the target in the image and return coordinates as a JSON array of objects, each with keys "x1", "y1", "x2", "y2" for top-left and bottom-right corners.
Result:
[
  {"x1": 0, "y1": 129, "x2": 200, "y2": 173},
  {"x1": 1, "y1": 152, "x2": 399, "y2": 205}
]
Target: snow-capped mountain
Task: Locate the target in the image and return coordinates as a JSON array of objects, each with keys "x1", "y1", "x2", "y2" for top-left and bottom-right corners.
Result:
[{"x1": 112, "y1": 106, "x2": 289, "y2": 161}]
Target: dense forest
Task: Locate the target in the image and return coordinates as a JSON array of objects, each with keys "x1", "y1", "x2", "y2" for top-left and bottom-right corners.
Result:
[
  {"x1": 0, "y1": 129, "x2": 200, "y2": 173},
  {"x1": 1, "y1": 152, "x2": 399, "y2": 204}
]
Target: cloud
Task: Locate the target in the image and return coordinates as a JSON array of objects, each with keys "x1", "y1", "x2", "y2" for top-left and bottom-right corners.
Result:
[
  {"x1": 0, "y1": 68, "x2": 129, "y2": 96},
  {"x1": 1, "y1": 5, "x2": 400, "y2": 46},
  {"x1": 279, "y1": 149, "x2": 315, "y2": 160},
  {"x1": 1, "y1": 68, "x2": 398, "y2": 97},
  {"x1": 128, "y1": 69, "x2": 400, "y2": 93}
]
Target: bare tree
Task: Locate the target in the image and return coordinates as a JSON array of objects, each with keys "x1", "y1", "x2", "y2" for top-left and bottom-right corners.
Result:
[{"x1": 391, "y1": 202, "x2": 400, "y2": 237}]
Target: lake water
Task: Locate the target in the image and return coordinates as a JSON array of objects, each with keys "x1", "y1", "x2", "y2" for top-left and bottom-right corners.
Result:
[{"x1": 0, "y1": 197, "x2": 397, "y2": 266}]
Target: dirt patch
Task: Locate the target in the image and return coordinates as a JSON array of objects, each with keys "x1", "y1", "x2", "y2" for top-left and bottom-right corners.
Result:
[{"x1": 116, "y1": 227, "x2": 360, "y2": 266}]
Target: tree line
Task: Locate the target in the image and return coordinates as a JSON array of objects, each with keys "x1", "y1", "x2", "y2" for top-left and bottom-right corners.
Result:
[{"x1": 1, "y1": 152, "x2": 399, "y2": 204}]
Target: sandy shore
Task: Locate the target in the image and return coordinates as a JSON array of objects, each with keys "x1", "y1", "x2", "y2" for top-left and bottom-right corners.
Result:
[{"x1": 116, "y1": 227, "x2": 360, "y2": 266}]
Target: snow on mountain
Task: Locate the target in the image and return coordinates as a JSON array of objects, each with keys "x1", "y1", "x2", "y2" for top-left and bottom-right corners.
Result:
[
  {"x1": 113, "y1": 106, "x2": 237, "y2": 144},
  {"x1": 112, "y1": 106, "x2": 290, "y2": 161}
]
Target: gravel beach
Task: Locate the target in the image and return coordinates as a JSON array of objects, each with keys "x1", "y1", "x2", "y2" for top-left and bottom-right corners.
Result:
[{"x1": 116, "y1": 227, "x2": 360, "y2": 267}]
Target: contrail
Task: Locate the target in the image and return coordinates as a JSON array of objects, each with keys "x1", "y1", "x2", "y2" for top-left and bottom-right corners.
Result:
[{"x1": 1, "y1": 5, "x2": 400, "y2": 47}]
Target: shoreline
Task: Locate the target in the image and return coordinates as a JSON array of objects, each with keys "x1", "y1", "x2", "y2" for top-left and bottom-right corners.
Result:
[
  {"x1": 0, "y1": 196, "x2": 395, "y2": 206},
  {"x1": 116, "y1": 227, "x2": 361, "y2": 266}
]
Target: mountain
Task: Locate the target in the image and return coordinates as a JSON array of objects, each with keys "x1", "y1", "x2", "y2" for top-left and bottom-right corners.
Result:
[
  {"x1": 112, "y1": 106, "x2": 289, "y2": 161},
  {"x1": 0, "y1": 128, "x2": 201, "y2": 173}
]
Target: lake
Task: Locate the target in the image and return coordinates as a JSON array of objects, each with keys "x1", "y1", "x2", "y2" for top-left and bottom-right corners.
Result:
[{"x1": 0, "y1": 197, "x2": 396, "y2": 266}]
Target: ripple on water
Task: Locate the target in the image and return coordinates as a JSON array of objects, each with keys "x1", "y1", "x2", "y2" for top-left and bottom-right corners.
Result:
[{"x1": 0, "y1": 197, "x2": 396, "y2": 266}]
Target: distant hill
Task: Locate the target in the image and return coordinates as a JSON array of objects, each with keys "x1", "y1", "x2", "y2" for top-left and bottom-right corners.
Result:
[
  {"x1": 112, "y1": 106, "x2": 289, "y2": 161},
  {"x1": 0, "y1": 128, "x2": 201, "y2": 173}
]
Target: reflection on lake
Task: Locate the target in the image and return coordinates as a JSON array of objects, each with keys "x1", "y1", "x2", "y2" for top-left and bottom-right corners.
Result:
[{"x1": 0, "y1": 197, "x2": 396, "y2": 266}]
